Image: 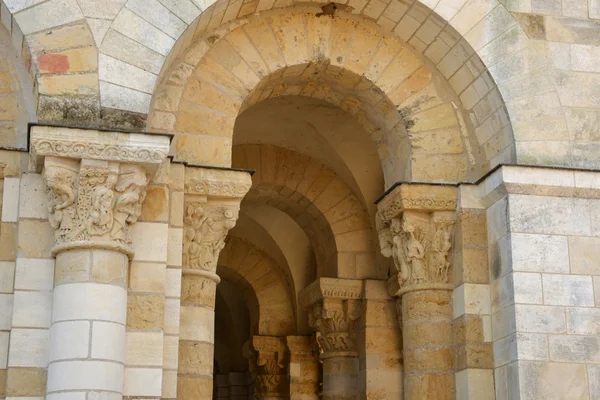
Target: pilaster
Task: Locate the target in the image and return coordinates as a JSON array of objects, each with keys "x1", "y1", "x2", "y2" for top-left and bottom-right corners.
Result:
[
  {"x1": 376, "y1": 184, "x2": 457, "y2": 400},
  {"x1": 177, "y1": 165, "x2": 251, "y2": 399}
]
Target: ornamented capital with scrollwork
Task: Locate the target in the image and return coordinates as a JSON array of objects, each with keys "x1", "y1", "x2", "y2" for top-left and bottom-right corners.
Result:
[
  {"x1": 298, "y1": 278, "x2": 363, "y2": 358},
  {"x1": 30, "y1": 125, "x2": 171, "y2": 258},
  {"x1": 250, "y1": 336, "x2": 289, "y2": 398},
  {"x1": 182, "y1": 166, "x2": 252, "y2": 282},
  {"x1": 377, "y1": 184, "x2": 458, "y2": 297}
]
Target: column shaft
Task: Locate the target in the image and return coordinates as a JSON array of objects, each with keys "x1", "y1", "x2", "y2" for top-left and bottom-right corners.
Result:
[
  {"x1": 401, "y1": 290, "x2": 453, "y2": 400},
  {"x1": 177, "y1": 271, "x2": 218, "y2": 399},
  {"x1": 47, "y1": 249, "x2": 128, "y2": 398}
]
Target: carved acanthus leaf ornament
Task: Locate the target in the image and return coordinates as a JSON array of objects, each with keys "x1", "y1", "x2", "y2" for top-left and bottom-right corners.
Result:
[
  {"x1": 308, "y1": 298, "x2": 361, "y2": 357},
  {"x1": 43, "y1": 158, "x2": 148, "y2": 255},
  {"x1": 250, "y1": 336, "x2": 288, "y2": 397}
]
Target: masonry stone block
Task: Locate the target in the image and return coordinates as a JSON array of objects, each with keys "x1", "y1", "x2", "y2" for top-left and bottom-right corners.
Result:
[
  {"x1": 0, "y1": 262, "x2": 15, "y2": 293},
  {"x1": 46, "y1": 360, "x2": 124, "y2": 392},
  {"x1": 53, "y1": 283, "x2": 127, "y2": 324},
  {"x1": 509, "y1": 195, "x2": 591, "y2": 236},
  {"x1": 11, "y1": 290, "x2": 52, "y2": 328},
  {"x1": 14, "y1": 258, "x2": 54, "y2": 291},
  {"x1": 48, "y1": 321, "x2": 90, "y2": 362},
  {"x1": 0, "y1": 294, "x2": 13, "y2": 330},
  {"x1": 568, "y1": 236, "x2": 600, "y2": 274},
  {"x1": 542, "y1": 274, "x2": 594, "y2": 307},
  {"x1": 6, "y1": 367, "x2": 47, "y2": 396},
  {"x1": 8, "y1": 328, "x2": 49, "y2": 367},
  {"x1": 91, "y1": 321, "x2": 126, "y2": 363},
  {"x1": 125, "y1": 331, "x2": 163, "y2": 367},
  {"x1": 589, "y1": 365, "x2": 600, "y2": 400},
  {"x1": 165, "y1": 268, "x2": 182, "y2": 298},
  {"x1": 515, "y1": 305, "x2": 566, "y2": 334},
  {"x1": 131, "y1": 222, "x2": 169, "y2": 262},
  {"x1": 1, "y1": 177, "x2": 19, "y2": 222},
  {"x1": 518, "y1": 361, "x2": 589, "y2": 399},
  {"x1": 510, "y1": 233, "x2": 569, "y2": 273},
  {"x1": 123, "y1": 367, "x2": 163, "y2": 396},
  {"x1": 566, "y1": 307, "x2": 600, "y2": 335},
  {"x1": 17, "y1": 174, "x2": 48, "y2": 220},
  {"x1": 549, "y1": 334, "x2": 600, "y2": 363},
  {"x1": 180, "y1": 305, "x2": 215, "y2": 342},
  {"x1": 492, "y1": 304, "x2": 516, "y2": 341},
  {"x1": 129, "y1": 262, "x2": 166, "y2": 293},
  {"x1": 0, "y1": 331, "x2": 7, "y2": 368}
]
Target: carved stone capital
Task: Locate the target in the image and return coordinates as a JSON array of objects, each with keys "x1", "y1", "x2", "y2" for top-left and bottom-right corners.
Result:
[
  {"x1": 298, "y1": 278, "x2": 363, "y2": 358},
  {"x1": 307, "y1": 298, "x2": 361, "y2": 358},
  {"x1": 250, "y1": 336, "x2": 289, "y2": 398},
  {"x1": 31, "y1": 126, "x2": 170, "y2": 258},
  {"x1": 183, "y1": 166, "x2": 251, "y2": 275},
  {"x1": 377, "y1": 184, "x2": 457, "y2": 297}
]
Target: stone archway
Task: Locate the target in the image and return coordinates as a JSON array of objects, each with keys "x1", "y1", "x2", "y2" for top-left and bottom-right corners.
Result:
[{"x1": 150, "y1": 6, "x2": 503, "y2": 185}]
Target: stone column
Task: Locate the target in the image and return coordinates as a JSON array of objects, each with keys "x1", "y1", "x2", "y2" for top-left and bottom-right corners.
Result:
[
  {"x1": 286, "y1": 336, "x2": 320, "y2": 400},
  {"x1": 29, "y1": 125, "x2": 170, "y2": 398},
  {"x1": 376, "y1": 184, "x2": 457, "y2": 400},
  {"x1": 177, "y1": 166, "x2": 251, "y2": 399},
  {"x1": 298, "y1": 278, "x2": 363, "y2": 400},
  {"x1": 249, "y1": 336, "x2": 289, "y2": 399}
]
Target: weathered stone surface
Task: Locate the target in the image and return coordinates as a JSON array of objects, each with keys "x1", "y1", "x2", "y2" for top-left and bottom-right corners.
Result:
[
  {"x1": 6, "y1": 367, "x2": 47, "y2": 396},
  {"x1": 127, "y1": 295, "x2": 164, "y2": 329}
]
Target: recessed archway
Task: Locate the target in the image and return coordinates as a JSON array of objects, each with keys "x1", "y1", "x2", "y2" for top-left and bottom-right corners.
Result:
[{"x1": 150, "y1": 7, "x2": 504, "y2": 186}]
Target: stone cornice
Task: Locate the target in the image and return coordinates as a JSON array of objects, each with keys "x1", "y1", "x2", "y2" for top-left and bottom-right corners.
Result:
[
  {"x1": 184, "y1": 166, "x2": 252, "y2": 198},
  {"x1": 298, "y1": 278, "x2": 363, "y2": 309},
  {"x1": 377, "y1": 184, "x2": 457, "y2": 226},
  {"x1": 30, "y1": 125, "x2": 170, "y2": 174}
]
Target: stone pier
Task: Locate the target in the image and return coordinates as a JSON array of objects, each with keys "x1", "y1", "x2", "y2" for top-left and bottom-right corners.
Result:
[
  {"x1": 177, "y1": 166, "x2": 251, "y2": 399},
  {"x1": 377, "y1": 184, "x2": 457, "y2": 400},
  {"x1": 29, "y1": 126, "x2": 170, "y2": 399},
  {"x1": 299, "y1": 278, "x2": 362, "y2": 400}
]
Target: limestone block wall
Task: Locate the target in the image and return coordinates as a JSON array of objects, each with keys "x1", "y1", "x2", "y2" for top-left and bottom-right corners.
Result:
[{"x1": 482, "y1": 166, "x2": 600, "y2": 399}]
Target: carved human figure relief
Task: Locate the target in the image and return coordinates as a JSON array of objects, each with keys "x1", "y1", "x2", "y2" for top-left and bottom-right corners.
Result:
[
  {"x1": 44, "y1": 159, "x2": 78, "y2": 242},
  {"x1": 110, "y1": 165, "x2": 147, "y2": 244},
  {"x1": 42, "y1": 159, "x2": 149, "y2": 249},
  {"x1": 183, "y1": 201, "x2": 238, "y2": 272},
  {"x1": 382, "y1": 212, "x2": 455, "y2": 288}
]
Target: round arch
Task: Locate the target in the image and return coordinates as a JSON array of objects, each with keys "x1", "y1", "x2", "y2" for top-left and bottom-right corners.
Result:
[
  {"x1": 233, "y1": 144, "x2": 378, "y2": 279},
  {"x1": 150, "y1": 7, "x2": 490, "y2": 185},
  {"x1": 217, "y1": 235, "x2": 296, "y2": 336}
]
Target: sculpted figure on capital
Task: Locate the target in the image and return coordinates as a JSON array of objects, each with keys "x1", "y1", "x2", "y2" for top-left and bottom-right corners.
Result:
[
  {"x1": 382, "y1": 212, "x2": 455, "y2": 289},
  {"x1": 43, "y1": 158, "x2": 148, "y2": 248},
  {"x1": 183, "y1": 201, "x2": 238, "y2": 272}
]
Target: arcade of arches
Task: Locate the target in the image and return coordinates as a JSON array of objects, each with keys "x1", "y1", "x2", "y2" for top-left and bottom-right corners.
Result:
[{"x1": 0, "y1": 0, "x2": 600, "y2": 399}]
